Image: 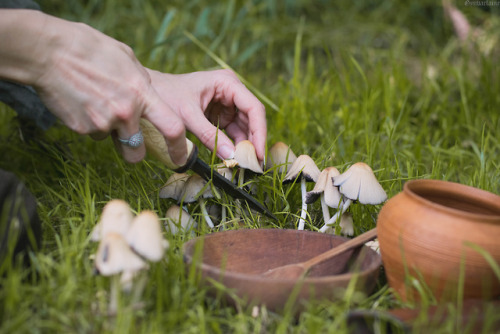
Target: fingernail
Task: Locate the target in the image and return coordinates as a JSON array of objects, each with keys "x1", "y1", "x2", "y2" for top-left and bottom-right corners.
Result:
[{"x1": 218, "y1": 145, "x2": 235, "y2": 160}]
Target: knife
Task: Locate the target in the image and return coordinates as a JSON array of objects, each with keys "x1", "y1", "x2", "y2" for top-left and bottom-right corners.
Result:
[{"x1": 140, "y1": 119, "x2": 277, "y2": 220}]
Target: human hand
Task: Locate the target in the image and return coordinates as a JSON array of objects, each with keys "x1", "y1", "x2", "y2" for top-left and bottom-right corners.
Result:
[
  {"x1": 147, "y1": 69, "x2": 267, "y2": 162},
  {"x1": 0, "y1": 10, "x2": 187, "y2": 165}
]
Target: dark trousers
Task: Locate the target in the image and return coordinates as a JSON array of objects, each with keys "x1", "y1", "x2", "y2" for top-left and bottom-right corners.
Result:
[{"x1": 0, "y1": 169, "x2": 41, "y2": 264}]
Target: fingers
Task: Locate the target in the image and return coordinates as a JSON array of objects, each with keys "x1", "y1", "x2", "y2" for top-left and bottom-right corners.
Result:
[
  {"x1": 216, "y1": 71, "x2": 267, "y2": 161},
  {"x1": 185, "y1": 113, "x2": 236, "y2": 160},
  {"x1": 113, "y1": 127, "x2": 146, "y2": 164}
]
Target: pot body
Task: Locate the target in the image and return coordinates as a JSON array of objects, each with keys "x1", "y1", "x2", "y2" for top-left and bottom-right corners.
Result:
[{"x1": 377, "y1": 179, "x2": 500, "y2": 302}]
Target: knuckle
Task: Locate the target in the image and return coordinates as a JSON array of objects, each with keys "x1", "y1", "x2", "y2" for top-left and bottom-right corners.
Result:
[
  {"x1": 119, "y1": 42, "x2": 136, "y2": 58},
  {"x1": 197, "y1": 129, "x2": 215, "y2": 146},
  {"x1": 164, "y1": 118, "x2": 185, "y2": 141},
  {"x1": 218, "y1": 69, "x2": 238, "y2": 81}
]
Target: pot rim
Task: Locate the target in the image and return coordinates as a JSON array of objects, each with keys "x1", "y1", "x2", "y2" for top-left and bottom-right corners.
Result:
[{"x1": 403, "y1": 179, "x2": 500, "y2": 222}]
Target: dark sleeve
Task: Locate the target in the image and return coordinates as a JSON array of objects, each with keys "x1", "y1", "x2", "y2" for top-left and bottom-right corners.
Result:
[
  {"x1": 0, "y1": 0, "x2": 40, "y2": 10},
  {"x1": 0, "y1": 0, "x2": 56, "y2": 130}
]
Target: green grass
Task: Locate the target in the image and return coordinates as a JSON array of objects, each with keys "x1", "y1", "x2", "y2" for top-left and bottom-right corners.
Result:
[{"x1": 1, "y1": 0, "x2": 500, "y2": 332}]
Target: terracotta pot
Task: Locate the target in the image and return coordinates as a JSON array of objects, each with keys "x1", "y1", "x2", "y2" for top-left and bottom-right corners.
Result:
[{"x1": 377, "y1": 179, "x2": 500, "y2": 302}]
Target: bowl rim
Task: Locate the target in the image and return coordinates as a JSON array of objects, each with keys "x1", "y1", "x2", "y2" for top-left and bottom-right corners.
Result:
[
  {"x1": 182, "y1": 228, "x2": 382, "y2": 284},
  {"x1": 404, "y1": 179, "x2": 500, "y2": 222}
]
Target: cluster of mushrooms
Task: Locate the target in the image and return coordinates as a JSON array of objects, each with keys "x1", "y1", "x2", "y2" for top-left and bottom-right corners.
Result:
[
  {"x1": 88, "y1": 141, "x2": 386, "y2": 312},
  {"x1": 90, "y1": 199, "x2": 169, "y2": 314},
  {"x1": 161, "y1": 140, "x2": 387, "y2": 236}
]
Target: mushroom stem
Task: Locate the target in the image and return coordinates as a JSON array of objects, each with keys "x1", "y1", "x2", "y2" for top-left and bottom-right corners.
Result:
[
  {"x1": 298, "y1": 178, "x2": 308, "y2": 230},
  {"x1": 319, "y1": 199, "x2": 352, "y2": 233},
  {"x1": 320, "y1": 195, "x2": 331, "y2": 222},
  {"x1": 108, "y1": 276, "x2": 120, "y2": 316},
  {"x1": 221, "y1": 205, "x2": 227, "y2": 223},
  {"x1": 234, "y1": 169, "x2": 245, "y2": 220},
  {"x1": 131, "y1": 272, "x2": 148, "y2": 309},
  {"x1": 238, "y1": 169, "x2": 245, "y2": 188},
  {"x1": 198, "y1": 199, "x2": 214, "y2": 229}
]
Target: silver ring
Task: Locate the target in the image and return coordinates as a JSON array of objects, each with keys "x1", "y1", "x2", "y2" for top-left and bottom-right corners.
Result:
[{"x1": 118, "y1": 130, "x2": 144, "y2": 148}]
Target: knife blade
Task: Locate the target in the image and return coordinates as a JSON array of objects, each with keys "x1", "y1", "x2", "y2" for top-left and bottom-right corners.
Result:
[{"x1": 140, "y1": 119, "x2": 277, "y2": 220}]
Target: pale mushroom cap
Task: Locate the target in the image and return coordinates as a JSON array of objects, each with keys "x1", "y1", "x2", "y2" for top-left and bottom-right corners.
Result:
[
  {"x1": 91, "y1": 199, "x2": 134, "y2": 241},
  {"x1": 180, "y1": 174, "x2": 213, "y2": 203},
  {"x1": 159, "y1": 173, "x2": 189, "y2": 201},
  {"x1": 333, "y1": 162, "x2": 387, "y2": 204},
  {"x1": 95, "y1": 233, "x2": 147, "y2": 276},
  {"x1": 305, "y1": 167, "x2": 341, "y2": 207},
  {"x1": 339, "y1": 213, "x2": 354, "y2": 236},
  {"x1": 125, "y1": 211, "x2": 169, "y2": 262},
  {"x1": 265, "y1": 142, "x2": 298, "y2": 173},
  {"x1": 164, "y1": 205, "x2": 196, "y2": 235},
  {"x1": 365, "y1": 240, "x2": 380, "y2": 254},
  {"x1": 233, "y1": 140, "x2": 264, "y2": 174},
  {"x1": 283, "y1": 155, "x2": 321, "y2": 183}
]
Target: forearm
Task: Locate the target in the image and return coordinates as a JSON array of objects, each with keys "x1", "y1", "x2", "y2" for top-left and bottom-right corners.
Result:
[{"x1": 0, "y1": 9, "x2": 56, "y2": 85}]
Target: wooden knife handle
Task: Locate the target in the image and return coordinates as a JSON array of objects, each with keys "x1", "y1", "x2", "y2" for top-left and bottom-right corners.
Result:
[{"x1": 140, "y1": 119, "x2": 196, "y2": 172}]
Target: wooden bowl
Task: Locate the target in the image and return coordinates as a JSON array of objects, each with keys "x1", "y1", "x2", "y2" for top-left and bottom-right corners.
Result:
[
  {"x1": 377, "y1": 179, "x2": 500, "y2": 302},
  {"x1": 183, "y1": 229, "x2": 381, "y2": 312}
]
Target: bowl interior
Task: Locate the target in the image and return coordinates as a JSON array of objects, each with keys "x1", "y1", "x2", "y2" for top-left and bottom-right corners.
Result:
[{"x1": 184, "y1": 229, "x2": 380, "y2": 279}]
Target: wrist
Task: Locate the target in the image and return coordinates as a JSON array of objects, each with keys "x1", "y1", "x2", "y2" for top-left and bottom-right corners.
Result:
[{"x1": 0, "y1": 9, "x2": 59, "y2": 85}]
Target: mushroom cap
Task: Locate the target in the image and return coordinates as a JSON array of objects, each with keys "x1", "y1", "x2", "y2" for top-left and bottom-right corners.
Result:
[
  {"x1": 283, "y1": 155, "x2": 321, "y2": 184},
  {"x1": 95, "y1": 233, "x2": 148, "y2": 276},
  {"x1": 159, "y1": 173, "x2": 190, "y2": 201},
  {"x1": 265, "y1": 142, "x2": 298, "y2": 173},
  {"x1": 365, "y1": 239, "x2": 380, "y2": 254},
  {"x1": 90, "y1": 199, "x2": 134, "y2": 242},
  {"x1": 180, "y1": 174, "x2": 213, "y2": 203},
  {"x1": 333, "y1": 162, "x2": 387, "y2": 204},
  {"x1": 125, "y1": 210, "x2": 169, "y2": 262},
  {"x1": 233, "y1": 140, "x2": 264, "y2": 174},
  {"x1": 164, "y1": 205, "x2": 197, "y2": 235},
  {"x1": 339, "y1": 213, "x2": 354, "y2": 236},
  {"x1": 305, "y1": 167, "x2": 342, "y2": 208}
]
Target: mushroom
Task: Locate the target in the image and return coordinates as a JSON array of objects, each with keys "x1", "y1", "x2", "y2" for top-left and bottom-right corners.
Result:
[
  {"x1": 305, "y1": 167, "x2": 342, "y2": 223},
  {"x1": 339, "y1": 212, "x2": 354, "y2": 236},
  {"x1": 159, "y1": 173, "x2": 189, "y2": 201},
  {"x1": 322, "y1": 212, "x2": 354, "y2": 236},
  {"x1": 164, "y1": 204, "x2": 197, "y2": 235},
  {"x1": 95, "y1": 233, "x2": 148, "y2": 276},
  {"x1": 180, "y1": 174, "x2": 215, "y2": 229},
  {"x1": 125, "y1": 210, "x2": 169, "y2": 262},
  {"x1": 265, "y1": 141, "x2": 297, "y2": 174},
  {"x1": 90, "y1": 199, "x2": 134, "y2": 241},
  {"x1": 283, "y1": 155, "x2": 321, "y2": 230},
  {"x1": 365, "y1": 239, "x2": 380, "y2": 254},
  {"x1": 94, "y1": 232, "x2": 148, "y2": 314},
  {"x1": 224, "y1": 140, "x2": 264, "y2": 220},
  {"x1": 319, "y1": 162, "x2": 387, "y2": 233},
  {"x1": 233, "y1": 140, "x2": 264, "y2": 175}
]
